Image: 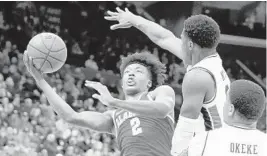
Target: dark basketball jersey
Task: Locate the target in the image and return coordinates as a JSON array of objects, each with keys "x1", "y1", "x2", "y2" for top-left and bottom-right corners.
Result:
[{"x1": 112, "y1": 94, "x2": 175, "y2": 156}]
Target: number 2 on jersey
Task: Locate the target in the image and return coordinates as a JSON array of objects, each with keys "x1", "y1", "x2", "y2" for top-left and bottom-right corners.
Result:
[{"x1": 130, "y1": 117, "x2": 143, "y2": 136}]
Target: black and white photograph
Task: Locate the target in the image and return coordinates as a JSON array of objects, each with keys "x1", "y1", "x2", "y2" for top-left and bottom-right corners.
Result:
[{"x1": 0, "y1": 1, "x2": 266, "y2": 156}]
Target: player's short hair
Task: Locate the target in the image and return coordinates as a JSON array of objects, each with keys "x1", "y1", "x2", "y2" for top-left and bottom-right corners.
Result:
[
  {"x1": 184, "y1": 14, "x2": 220, "y2": 48},
  {"x1": 120, "y1": 52, "x2": 167, "y2": 91},
  {"x1": 230, "y1": 80, "x2": 266, "y2": 121}
]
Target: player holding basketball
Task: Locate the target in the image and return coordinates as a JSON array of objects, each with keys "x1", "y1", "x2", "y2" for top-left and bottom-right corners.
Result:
[
  {"x1": 105, "y1": 8, "x2": 230, "y2": 156},
  {"x1": 23, "y1": 51, "x2": 175, "y2": 156},
  {"x1": 188, "y1": 80, "x2": 267, "y2": 156}
]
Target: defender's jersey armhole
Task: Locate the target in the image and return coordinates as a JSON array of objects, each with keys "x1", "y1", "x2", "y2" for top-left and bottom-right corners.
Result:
[{"x1": 188, "y1": 67, "x2": 217, "y2": 104}]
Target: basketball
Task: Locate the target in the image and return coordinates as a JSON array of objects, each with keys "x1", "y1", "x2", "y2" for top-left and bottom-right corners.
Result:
[{"x1": 26, "y1": 32, "x2": 67, "y2": 73}]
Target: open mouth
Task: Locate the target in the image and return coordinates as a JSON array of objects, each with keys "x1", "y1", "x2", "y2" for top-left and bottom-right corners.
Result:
[{"x1": 127, "y1": 78, "x2": 136, "y2": 86}]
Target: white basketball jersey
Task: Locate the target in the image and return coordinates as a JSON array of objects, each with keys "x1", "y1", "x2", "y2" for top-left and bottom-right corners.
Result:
[
  {"x1": 188, "y1": 125, "x2": 267, "y2": 156},
  {"x1": 187, "y1": 53, "x2": 230, "y2": 133}
]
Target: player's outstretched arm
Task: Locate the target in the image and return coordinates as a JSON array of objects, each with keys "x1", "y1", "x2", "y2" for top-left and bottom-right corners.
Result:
[
  {"x1": 105, "y1": 7, "x2": 183, "y2": 59},
  {"x1": 112, "y1": 85, "x2": 175, "y2": 118},
  {"x1": 85, "y1": 81, "x2": 175, "y2": 118},
  {"x1": 23, "y1": 51, "x2": 114, "y2": 134},
  {"x1": 171, "y1": 69, "x2": 213, "y2": 156}
]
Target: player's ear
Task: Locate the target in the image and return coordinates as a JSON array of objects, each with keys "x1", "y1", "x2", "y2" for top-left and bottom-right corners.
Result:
[
  {"x1": 147, "y1": 80, "x2": 152, "y2": 89},
  {"x1": 120, "y1": 80, "x2": 125, "y2": 90},
  {"x1": 228, "y1": 104, "x2": 235, "y2": 116},
  {"x1": 188, "y1": 40, "x2": 193, "y2": 51}
]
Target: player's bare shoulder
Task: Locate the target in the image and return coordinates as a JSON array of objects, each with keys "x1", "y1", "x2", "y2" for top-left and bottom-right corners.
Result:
[
  {"x1": 183, "y1": 68, "x2": 215, "y2": 94},
  {"x1": 149, "y1": 85, "x2": 176, "y2": 116},
  {"x1": 149, "y1": 85, "x2": 175, "y2": 100}
]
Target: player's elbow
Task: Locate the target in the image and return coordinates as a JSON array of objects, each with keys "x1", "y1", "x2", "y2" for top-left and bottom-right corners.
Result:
[
  {"x1": 64, "y1": 112, "x2": 79, "y2": 125},
  {"x1": 155, "y1": 30, "x2": 175, "y2": 44},
  {"x1": 161, "y1": 29, "x2": 175, "y2": 39},
  {"x1": 156, "y1": 107, "x2": 171, "y2": 118},
  {"x1": 64, "y1": 114, "x2": 75, "y2": 124}
]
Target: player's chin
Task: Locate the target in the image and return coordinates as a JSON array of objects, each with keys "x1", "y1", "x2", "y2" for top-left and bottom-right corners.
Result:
[{"x1": 124, "y1": 86, "x2": 140, "y2": 95}]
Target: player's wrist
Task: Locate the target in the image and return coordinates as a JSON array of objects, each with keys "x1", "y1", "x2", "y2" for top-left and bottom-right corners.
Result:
[
  {"x1": 36, "y1": 78, "x2": 46, "y2": 88},
  {"x1": 34, "y1": 74, "x2": 44, "y2": 83},
  {"x1": 128, "y1": 14, "x2": 143, "y2": 27},
  {"x1": 109, "y1": 98, "x2": 120, "y2": 107}
]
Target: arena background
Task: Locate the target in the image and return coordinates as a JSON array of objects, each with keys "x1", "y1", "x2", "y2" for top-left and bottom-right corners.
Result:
[{"x1": 0, "y1": 1, "x2": 266, "y2": 156}]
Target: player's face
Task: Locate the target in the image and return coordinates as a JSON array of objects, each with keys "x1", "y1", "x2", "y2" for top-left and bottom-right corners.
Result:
[
  {"x1": 180, "y1": 30, "x2": 193, "y2": 66},
  {"x1": 122, "y1": 63, "x2": 152, "y2": 95}
]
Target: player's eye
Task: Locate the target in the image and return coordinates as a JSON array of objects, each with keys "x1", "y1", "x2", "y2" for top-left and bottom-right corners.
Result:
[
  {"x1": 136, "y1": 70, "x2": 143, "y2": 73},
  {"x1": 124, "y1": 70, "x2": 130, "y2": 74}
]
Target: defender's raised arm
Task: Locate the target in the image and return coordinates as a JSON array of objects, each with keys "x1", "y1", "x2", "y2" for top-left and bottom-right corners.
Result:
[{"x1": 105, "y1": 7, "x2": 183, "y2": 59}]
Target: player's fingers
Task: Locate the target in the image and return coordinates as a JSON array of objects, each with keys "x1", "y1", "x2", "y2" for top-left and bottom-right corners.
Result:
[
  {"x1": 92, "y1": 94, "x2": 108, "y2": 106},
  {"x1": 29, "y1": 56, "x2": 37, "y2": 72},
  {"x1": 85, "y1": 81, "x2": 102, "y2": 92},
  {"x1": 86, "y1": 81, "x2": 105, "y2": 90},
  {"x1": 23, "y1": 51, "x2": 29, "y2": 64},
  {"x1": 85, "y1": 80, "x2": 100, "y2": 85},
  {"x1": 85, "y1": 80, "x2": 106, "y2": 87},
  {"x1": 86, "y1": 81, "x2": 108, "y2": 95},
  {"x1": 92, "y1": 94, "x2": 101, "y2": 100},
  {"x1": 23, "y1": 52, "x2": 31, "y2": 72},
  {"x1": 116, "y1": 7, "x2": 124, "y2": 13},
  {"x1": 23, "y1": 52, "x2": 28, "y2": 65},
  {"x1": 107, "y1": 10, "x2": 119, "y2": 16},
  {"x1": 84, "y1": 81, "x2": 96, "y2": 88},
  {"x1": 110, "y1": 24, "x2": 125, "y2": 30},
  {"x1": 125, "y1": 8, "x2": 130, "y2": 12},
  {"x1": 104, "y1": 16, "x2": 118, "y2": 21},
  {"x1": 26, "y1": 55, "x2": 33, "y2": 73},
  {"x1": 110, "y1": 24, "x2": 131, "y2": 30}
]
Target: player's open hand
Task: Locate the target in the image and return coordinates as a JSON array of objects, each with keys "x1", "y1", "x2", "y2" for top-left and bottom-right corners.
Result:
[
  {"x1": 104, "y1": 7, "x2": 134, "y2": 30},
  {"x1": 23, "y1": 50, "x2": 44, "y2": 82},
  {"x1": 85, "y1": 80, "x2": 116, "y2": 106}
]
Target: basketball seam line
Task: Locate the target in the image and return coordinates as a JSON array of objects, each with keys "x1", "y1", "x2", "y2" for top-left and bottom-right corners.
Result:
[
  {"x1": 45, "y1": 58, "x2": 53, "y2": 71},
  {"x1": 28, "y1": 44, "x2": 65, "y2": 63},
  {"x1": 40, "y1": 36, "x2": 57, "y2": 70},
  {"x1": 49, "y1": 47, "x2": 66, "y2": 53},
  {"x1": 32, "y1": 57, "x2": 53, "y2": 71},
  {"x1": 38, "y1": 34, "x2": 66, "y2": 53},
  {"x1": 41, "y1": 35, "x2": 51, "y2": 50}
]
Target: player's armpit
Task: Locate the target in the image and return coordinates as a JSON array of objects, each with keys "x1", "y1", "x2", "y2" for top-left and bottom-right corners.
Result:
[
  {"x1": 180, "y1": 69, "x2": 213, "y2": 119},
  {"x1": 67, "y1": 110, "x2": 115, "y2": 134}
]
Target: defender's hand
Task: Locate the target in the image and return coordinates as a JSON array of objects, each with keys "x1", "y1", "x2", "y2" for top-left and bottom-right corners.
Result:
[
  {"x1": 23, "y1": 50, "x2": 44, "y2": 82},
  {"x1": 104, "y1": 7, "x2": 134, "y2": 30},
  {"x1": 85, "y1": 80, "x2": 116, "y2": 107}
]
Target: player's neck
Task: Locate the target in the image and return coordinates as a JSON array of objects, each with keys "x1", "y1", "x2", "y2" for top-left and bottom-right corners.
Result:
[
  {"x1": 191, "y1": 48, "x2": 217, "y2": 66},
  {"x1": 125, "y1": 91, "x2": 147, "y2": 101},
  {"x1": 227, "y1": 120, "x2": 257, "y2": 130}
]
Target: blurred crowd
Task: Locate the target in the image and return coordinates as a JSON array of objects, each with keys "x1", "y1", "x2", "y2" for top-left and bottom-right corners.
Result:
[
  {"x1": 0, "y1": 43, "x2": 121, "y2": 156},
  {"x1": 0, "y1": 1, "x2": 266, "y2": 156}
]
